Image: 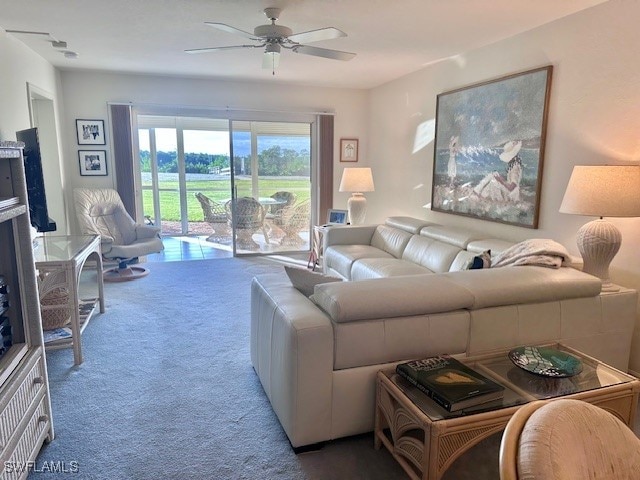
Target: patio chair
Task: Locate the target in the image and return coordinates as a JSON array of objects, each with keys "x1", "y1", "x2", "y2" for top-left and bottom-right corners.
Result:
[
  {"x1": 279, "y1": 199, "x2": 311, "y2": 246},
  {"x1": 74, "y1": 188, "x2": 164, "y2": 281},
  {"x1": 268, "y1": 191, "x2": 297, "y2": 225},
  {"x1": 225, "y1": 197, "x2": 269, "y2": 248},
  {"x1": 195, "y1": 192, "x2": 230, "y2": 242}
]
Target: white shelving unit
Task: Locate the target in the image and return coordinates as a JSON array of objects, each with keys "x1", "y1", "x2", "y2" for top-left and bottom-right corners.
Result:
[{"x1": 0, "y1": 142, "x2": 53, "y2": 479}]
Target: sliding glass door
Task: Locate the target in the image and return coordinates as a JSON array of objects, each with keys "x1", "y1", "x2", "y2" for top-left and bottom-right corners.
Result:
[
  {"x1": 136, "y1": 114, "x2": 313, "y2": 256},
  {"x1": 229, "y1": 121, "x2": 312, "y2": 253}
]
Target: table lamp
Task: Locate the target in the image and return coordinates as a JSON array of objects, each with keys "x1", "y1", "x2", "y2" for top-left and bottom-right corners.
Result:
[
  {"x1": 339, "y1": 167, "x2": 375, "y2": 225},
  {"x1": 559, "y1": 165, "x2": 640, "y2": 291}
]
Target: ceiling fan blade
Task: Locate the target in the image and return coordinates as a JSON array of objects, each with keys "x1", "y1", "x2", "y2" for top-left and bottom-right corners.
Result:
[
  {"x1": 292, "y1": 45, "x2": 356, "y2": 61},
  {"x1": 204, "y1": 22, "x2": 257, "y2": 40},
  {"x1": 287, "y1": 27, "x2": 346, "y2": 44},
  {"x1": 185, "y1": 44, "x2": 262, "y2": 54}
]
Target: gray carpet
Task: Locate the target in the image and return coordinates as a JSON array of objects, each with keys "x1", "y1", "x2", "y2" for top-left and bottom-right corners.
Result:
[{"x1": 29, "y1": 258, "x2": 524, "y2": 479}]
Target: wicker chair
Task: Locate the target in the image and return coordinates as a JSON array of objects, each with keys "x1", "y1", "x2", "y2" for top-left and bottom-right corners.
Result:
[
  {"x1": 225, "y1": 197, "x2": 269, "y2": 248},
  {"x1": 500, "y1": 399, "x2": 640, "y2": 480},
  {"x1": 279, "y1": 199, "x2": 311, "y2": 246},
  {"x1": 195, "y1": 192, "x2": 230, "y2": 242},
  {"x1": 268, "y1": 191, "x2": 297, "y2": 225}
]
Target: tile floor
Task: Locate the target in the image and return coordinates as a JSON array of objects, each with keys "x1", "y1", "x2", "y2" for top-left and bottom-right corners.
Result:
[
  {"x1": 145, "y1": 235, "x2": 311, "y2": 266},
  {"x1": 145, "y1": 236, "x2": 233, "y2": 263}
]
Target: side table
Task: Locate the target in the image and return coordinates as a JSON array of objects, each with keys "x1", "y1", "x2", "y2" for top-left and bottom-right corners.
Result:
[
  {"x1": 375, "y1": 344, "x2": 640, "y2": 480},
  {"x1": 33, "y1": 235, "x2": 106, "y2": 365}
]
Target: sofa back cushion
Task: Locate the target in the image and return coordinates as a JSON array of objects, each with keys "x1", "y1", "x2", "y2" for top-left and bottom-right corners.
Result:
[
  {"x1": 370, "y1": 225, "x2": 413, "y2": 258},
  {"x1": 402, "y1": 235, "x2": 463, "y2": 273},
  {"x1": 442, "y1": 266, "x2": 602, "y2": 309},
  {"x1": 385, "y1": 216, "x2": 437, "y2": 234},
  {"x1": 311, "y1": 275, "x2": 475, "y2": 323},
  {"x1": 420, "y1": 224, "x2": 483, "y2": 249}
]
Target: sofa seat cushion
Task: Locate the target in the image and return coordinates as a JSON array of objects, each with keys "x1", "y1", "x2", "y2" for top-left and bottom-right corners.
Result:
[
  {"x1": 351, "y1": 258, "x2": 432, "y2": 280},
  {"x1": 324, "y1": 245, "x2": 394, "y2": 280},
  {"x1": 311, "y1": 274, "x2": 475, "y2": 323}
]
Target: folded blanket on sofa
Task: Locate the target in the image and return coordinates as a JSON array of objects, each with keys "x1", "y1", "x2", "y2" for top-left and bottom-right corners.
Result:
[{"x1": 492, "y1": 239, "x2": 572, "y2": 269}]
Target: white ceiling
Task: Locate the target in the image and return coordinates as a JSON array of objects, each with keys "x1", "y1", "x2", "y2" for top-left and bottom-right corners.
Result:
[{"x1": 1, "y1": 0, "x2": 607, "y2": 89}]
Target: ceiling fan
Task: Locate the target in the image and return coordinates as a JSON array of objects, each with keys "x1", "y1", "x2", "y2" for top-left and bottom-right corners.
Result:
[{"x1": 185, "y1": 7, "x2": 356, "y2": 73}]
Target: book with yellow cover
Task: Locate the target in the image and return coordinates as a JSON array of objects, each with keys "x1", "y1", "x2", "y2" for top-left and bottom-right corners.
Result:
[{"x1": 396, "y1": 355, "x2": 504, "y2": 411}]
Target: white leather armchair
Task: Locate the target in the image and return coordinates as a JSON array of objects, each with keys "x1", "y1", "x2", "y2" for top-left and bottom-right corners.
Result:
[{"x1": 74, "y1": 188, "x2": 164, "y2": 281}]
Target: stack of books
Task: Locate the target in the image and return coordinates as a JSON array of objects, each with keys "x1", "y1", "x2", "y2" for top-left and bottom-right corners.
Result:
[{"x1": 396, "y1": 355, "x2": 505, "y2": 411}]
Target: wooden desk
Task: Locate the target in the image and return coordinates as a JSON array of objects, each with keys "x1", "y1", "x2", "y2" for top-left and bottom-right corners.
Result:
[{"x1": 33, "y1": 235, "x2": 105, "y2": 365}]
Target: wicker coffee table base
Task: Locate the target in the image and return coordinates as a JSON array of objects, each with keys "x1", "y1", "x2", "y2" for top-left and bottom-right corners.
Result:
[{"x1": 374, "y1": 369, "x2": 639, "y2": 480}]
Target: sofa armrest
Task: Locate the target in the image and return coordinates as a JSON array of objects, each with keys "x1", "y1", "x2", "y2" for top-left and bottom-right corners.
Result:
[
  {"x1": 324, "y1": 224, "x2": 377, "y2": 248},
  {"x1": 250, "y1": 274, "x2": 335, "y2": 447}
]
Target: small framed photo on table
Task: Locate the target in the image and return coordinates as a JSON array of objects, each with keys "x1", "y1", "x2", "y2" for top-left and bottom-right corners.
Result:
[
  {"x1": 76, "y1": 119, "x2": 106, "y2": 145},
  {"x1": 79, "y1": 150, "x2": 108, "y2": 176},
  {"x1": 327, "y1": 209, "x2": 348, "y2": 225},
  {"x1": 340, "y1": 138, "x2": 358, "y2": 162}
]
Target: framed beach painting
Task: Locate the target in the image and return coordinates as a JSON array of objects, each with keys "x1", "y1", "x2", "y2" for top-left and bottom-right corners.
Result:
[{"x1": 431, "y1": 66, "x2": 553, "y2": 228}]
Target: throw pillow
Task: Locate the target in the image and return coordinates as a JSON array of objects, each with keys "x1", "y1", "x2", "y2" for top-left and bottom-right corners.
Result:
[
  {"x1": 284, "y1": 266, "x2": 342, "y2": 297},
  {"x1": 467, "y1": 250, "x2": 491, "y2": 270}
]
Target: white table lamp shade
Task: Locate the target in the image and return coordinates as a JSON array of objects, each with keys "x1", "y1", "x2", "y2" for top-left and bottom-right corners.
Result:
[
  {"x1": 560, "y1": 165, "x2": 640, "y2": 290},
  {"x1": 339, "y1": 168, "x2": 375, "y2": 225}
]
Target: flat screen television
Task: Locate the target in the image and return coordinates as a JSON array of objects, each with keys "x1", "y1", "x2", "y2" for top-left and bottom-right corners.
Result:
[{"x1": 16, "y1": 128, "x2": 57, "y2": 232}]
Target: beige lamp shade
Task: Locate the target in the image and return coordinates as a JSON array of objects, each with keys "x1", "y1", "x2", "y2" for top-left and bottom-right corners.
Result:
[
  {"x1": 559, "y1": 165, "x2": 640, "y2": 217},
  {"x1": 339, "y1": 167, "x2": 375, "y2": 193},
  {"x1": 339, "y1": 167, "x2": 375, "y2": 225},
  {"x1": 559, "y1": 165, "x2": 640, "y2": 291}
]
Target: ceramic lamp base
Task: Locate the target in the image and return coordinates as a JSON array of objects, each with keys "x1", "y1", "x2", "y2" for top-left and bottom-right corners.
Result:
[
  {"x1": 576, "y1": 218, "x2": 621, "y2": 292},
  {"x1": 347, "y1": 193, "x2": 367, "y2": 225}
]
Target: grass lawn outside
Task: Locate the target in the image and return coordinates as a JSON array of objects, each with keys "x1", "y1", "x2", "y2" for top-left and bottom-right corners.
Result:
[{"x1": 142, "y1": 175, "x2": 311, "y2": 222}]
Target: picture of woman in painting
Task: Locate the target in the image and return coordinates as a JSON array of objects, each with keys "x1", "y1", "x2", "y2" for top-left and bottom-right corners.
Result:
[
  {"x1": 473, "y1": 140, "x2": 523, "y2": 202},
  {"x1": 447, "y1": 135, "x2": 459, "y2": 186}
]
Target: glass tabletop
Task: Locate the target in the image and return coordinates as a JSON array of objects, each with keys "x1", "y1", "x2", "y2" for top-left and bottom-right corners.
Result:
[
  {"x1": 385, "y1": 343, "x2": 634, "y2": 421},
  {"x1": 32, "y1": 235, "x2": 98, "y2": 263}
]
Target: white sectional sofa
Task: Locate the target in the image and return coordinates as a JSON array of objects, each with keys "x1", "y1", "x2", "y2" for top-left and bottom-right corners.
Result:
[{"x1": 250, "y1": 217, "x2": 637, "y2": 448}]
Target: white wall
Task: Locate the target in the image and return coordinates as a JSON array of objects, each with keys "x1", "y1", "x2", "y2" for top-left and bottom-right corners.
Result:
[
  {"x1": 59, "y1": 70, "x2": 368, "y2": 231},
  {"x1": 0, "y1": 31, "x2": 68, "y2": 234},
  {"x1": 367, "y1": 0, "x2": 640, "y2": 372}
]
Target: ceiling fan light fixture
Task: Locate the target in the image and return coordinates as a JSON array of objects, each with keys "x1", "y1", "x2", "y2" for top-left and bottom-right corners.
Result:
[{"x1": 263, "y1": 43, "x2": 280, "y2": 73}]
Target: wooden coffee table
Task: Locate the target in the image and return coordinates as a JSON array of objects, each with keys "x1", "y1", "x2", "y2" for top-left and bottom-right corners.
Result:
[{"x1": 374, "y1": 343, "x2": 640, "y2": 480}]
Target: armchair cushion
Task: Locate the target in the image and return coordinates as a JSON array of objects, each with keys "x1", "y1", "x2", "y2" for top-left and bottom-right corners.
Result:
[{"x1": 74, "y1": 188, "x2": 163, "y2": 261}]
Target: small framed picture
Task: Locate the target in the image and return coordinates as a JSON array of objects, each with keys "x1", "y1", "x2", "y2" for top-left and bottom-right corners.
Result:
[
  {"x1": 76, "y1": 119, "x2": 106, "y2": 145},
  {"x1": 78, "y1": 150, "x2": 108, "y2": 176},
  {"x1": 327, "y1": 209, "x2": 348, "y2": 225},
  {"x1": 340, "y1": 138, "x2": 358, "y2": 162}
]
